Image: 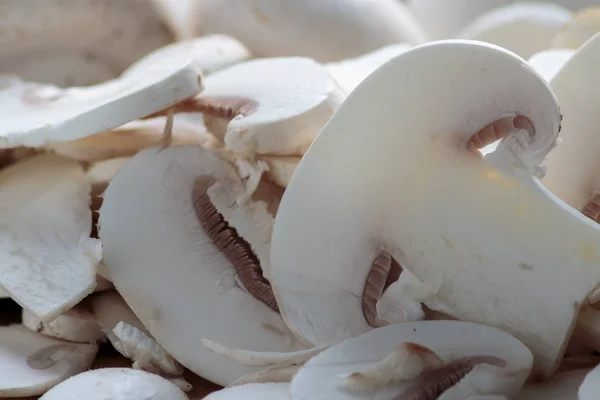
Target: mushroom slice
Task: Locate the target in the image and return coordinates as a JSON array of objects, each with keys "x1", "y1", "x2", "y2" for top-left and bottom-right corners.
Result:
[
  {"x1": 87, "y1": 157, "x2": 133, "y2": 185},
  {"x1": 0, "y1": 154, "x2": 101, "y2": 321},
  {"x1": 0, "y1": 325, "x2": 98, "y2": 397},
  {"x1": 270, "y1": 40, "x2": 599, "y2": 379},
  {"x1": 290, "y1": 321, "x2": 532, "y2": 400},
  {"x1": 22, "y1": 306, "x2": 105, "y2": 344},
  {"x1": 204, "y1": 382, "x2": 290, "y2": 400},
  {"x1": 192, "y1": 0, "x2": 425, "y2": 62},
  {"x1": 552, "y1": 7, "x2": 600, "y2": 49},
  {"x1": 515, "y1": 369, "x2": 588, "y2": 400},
  {"x1": 457, "y1": 3, "x2": 572, "y2": 59},
  {"x1": 572, "y1": 307, "x2": 600, "y2": 352},
  {"x1": 228, "y1": 366, "x2": 299, "y2": 388},
  {"x1": 260, "y1": 155, "x2": 302, "y2": 189},
  {"x1": 99, "y1": 146, "x2": 307, "y2": 385},
  {"x1": 0, "y1": 41, "x2": 203, "y2": 149},
  {"x1": 325, "y1": 44, "x2": 412, "y2": 94},
  {"x1": 39, "y1": 368, "x2": 188, "y2": 400},
  {"x1": 579, "y1": 364, "x2": 600, "y2": 399},
  {"x1": 528, "y1": 49, "x2": 576, "y2": 82},
  {"x1": 0, "y1": 0, "x2": 175, "y2": 87}
]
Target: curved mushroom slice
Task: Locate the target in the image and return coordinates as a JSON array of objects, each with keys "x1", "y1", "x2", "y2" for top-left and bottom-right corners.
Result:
[
  {"x1": 579, "y1": 364, "x2": 600, "y2": 399},
  {"x1": 99, "y1": 146, "x2": 308, "y2": 385},
  {"x1": 192, "y1": 0, "x2": 425, "y2": 62},
  {"x1": 528, "y1": 49, "x2": 576, "y2": 82},
  {"x1": 325, "y1": 44, "x2": 412, "y2": 94},
  {"x1": 22, "y1": 306, "x2": 106, "y2": 344},
  {"x1": 0, "y1": 325, "x2": 98, "y2": 397},
  {"x1": 205, "y1": 383, "x2": 290, "y2": 400},
  {"x1": 552, "y1": 7, "x2": 600, "y2": 49},
  {"x1": 39, "y1": 368, "x2": 188, "y2": 400},
  {"x1": 290, "y1": 321, "x2": 532, "y2": 400},
  {"x1": 0, "y1": 0, "x2": 174, "y2": 87},
  {"x1": 0, "y1": 154, "x2": 101, "y2": 321},
  {"x1": 269, "y1": 40, "x2": 600, "y2": 379},
  {"x1": 228, "y1": 366, "x2": 299, "y2": 388},
  {"x1": 457, "y1": 3, "x2": 572, "y2": 59},
  {"x1": 515, "y1": 369, "x2": 588, "y2": 400},
  {"x1": 0, "y1": 41, "x2": 203, "y2": 149},
  {"x1": 572, "y1": 307, "x2": 600, "y2": 352}
]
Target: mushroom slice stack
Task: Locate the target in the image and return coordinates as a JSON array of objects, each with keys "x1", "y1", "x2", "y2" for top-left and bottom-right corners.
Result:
[
  {"x1": 99, "y1": 145, "x2": 308, "y2": 386},
  {"x1": 457, "y1": 2, "x2": 572, "y2": 59},
  {"x1": 22, "y1": 306, "x2": 106, "y2": 344},
  {"x1": 192, "y1": 0, "x2": 425, "y2": 62},
  {"x1": 552, "y1": 7, "x2": 600, "y2": 49},
  {"x1": 0, "y1": 0, "x2": 175, "y2": 87},
  {"x1": 205, "y1": 383, "x2": 290, "y2": 400},
  {"x1": 290, "y1": 321, "x2": 533, "y2": 400},
  {"x1": 0, "y1": 325, "x2": 98, "y2": 397},
  {"x1": 270, "y1": 39, "x2": 600, "y2": 379},
  {"x1": 0, "y1": 154, "x2": 101, "y2": 321},
  {"x1": 528, "y1": 49, "x2": 575, "y2": 82},
  {"x1": 39, "y1": 368, "x2": 189, "y2": 400}
]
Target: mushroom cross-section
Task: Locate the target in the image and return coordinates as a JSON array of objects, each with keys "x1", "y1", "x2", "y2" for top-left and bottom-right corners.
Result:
[{"x1": 269, "y1": 39, "x2": 600, "y2": 378}]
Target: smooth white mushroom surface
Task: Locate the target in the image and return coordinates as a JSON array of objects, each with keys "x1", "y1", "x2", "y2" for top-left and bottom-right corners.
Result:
[
  {"x1": 205, "y1": 382, "x2": 290, "y2": 399},
  {"x1": 552, "y1": 7, "x2": 600, "y2": 49},
  {"x1": 527, "y1": 48, "x2": 575, "y2": 81},
  {"x1": 0, "y1": 325, "x2": 98, "y2": 397},
  {"x1": 38, "y1": 368, "x2": 188, "y2": 400},
  {"x1": 579, "y1": 364, "x2": 600, "y2": 400},
  {"x1": 515, "y1": 369, "x2": 589, "y2": 399}
]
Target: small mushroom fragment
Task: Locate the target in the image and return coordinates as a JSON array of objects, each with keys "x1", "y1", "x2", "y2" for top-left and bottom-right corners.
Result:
[
  {"x1": 528, "y1": 49, "x2": 575, "y2": 81},
  {"x1": 290, "y1": 321, "x2": 532, "y2": 400},
  {"x1": 515, "y1": 369, "x2": 588, "y2": 399},
  {"x1": 457, "y1": 2, "x2": 572, "y2": 59},
  {"x1": 192, "y1": 0, "x2": 425, "y2": 62},
  {"x1": 552, "y1": 7, "x2": 600, "y2": 49},
  {"x1": 39, "y1": 368, "x2": 188, "y2": 400},
  {"x1": 0, "y1": 325, "x2": 98, "y2": 397},
  {"x1": 270, "y1": 40, "x2": 600, "y2": 378},
  {"x1": 0, "y1": 0, "x2": 175, "y2": 87},
  {"x1": 204, "y1": 383, "x2": 290, "y2": 400},
  {"x1": 22, "y1": 306, "x2": 105, "y2": 344},
  {"x1": 579, "y1": 364, "x2": 600, "y2": 399},
  {"x1": 99, "y1": 146, "x2": 308, "y2": 385},
  {"x1": 0, "y1": 154, "x2": 101, "y2": 321}
]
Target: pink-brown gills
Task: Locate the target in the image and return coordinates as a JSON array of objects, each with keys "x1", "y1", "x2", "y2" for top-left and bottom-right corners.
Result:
[
  {"x1": 466, "y1": 115, "x2": 534, "y2": 153},
  {"x1": 362, "y1": 251, "x2": 403, "y2": 327},
  {"x1": 582, "y1": 194, "x2": 600, "y2": 223}
]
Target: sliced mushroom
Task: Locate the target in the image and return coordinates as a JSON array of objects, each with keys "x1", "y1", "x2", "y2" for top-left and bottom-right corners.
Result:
[
  {"x1": 204, "y1": 382, "x2": 290, "y2": 400},
  {"x1": 572, "y1": 307, "x2": 600, "y2": 353},
  {"x1": 0, "y1": 325, "x2": 98, "y2": 397},
  {"x1": 99, "y1": 146, "x2": 308, "y2": 385},
  {"x1": 22, "y1": 306, "x2": 105, "y2": 344},
  {"x1": 269, "y1": 40, "x2": 600, "y2": 379},
  {"x1": 552, "y1": 7, "x2": 600, "y2": 49},
  {"x1": 39, "y1": 368, "x2": 189, "y2": 400},
  {"x1": 457, "y1": 2, "x2": 572, "y2": 59},
  {"x1": 528, "y1": 49, "x2": 575, "y2": 81},
  {"x1": 579, "y1": 364, "x2": 600, "y2": 399},
  {"x1": 515, "y1": 369, "x2": 588, "y2": 399},
  {"x1": 0, "y1": 0, "x2": 175, "y2": 87},
  {"x1": 192, "y1": 0, "x2": 425, "y2": 62},
  {"x1": 0, "y1": 154, "x2": 101, "y2": 321},
  {"x1": 290, "y1": 321, "x2": 532, "y2": 400}
]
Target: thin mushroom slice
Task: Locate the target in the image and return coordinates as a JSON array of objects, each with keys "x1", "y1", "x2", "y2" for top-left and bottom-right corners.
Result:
[
  {"x1": 290, "y1": 321, "x2": 533, "y2": 400},
  {"x1": 228, "y1": 366, "x2": 299, "y2": 388},
  {"x1": 0, "y1": 325, "x2": 98, "y2": 397},
  {"x1": 528, "y1": 49, "x2": 576, "y2": 82},
  {"x1": 457, "y1": 2, "x2": 572, "y2": 59},
  {"x1": 99, "y1": 146, "x2": 307, "y2": 386},
  {"x1": 39, "y1": 368, "x2": 188, "y2": 400},
  {"x1": 552, "y1": 7, "x2": 600, "y2": 49},
  {"x1": 0, "y1": 0, "x2": 175, "y2": 87},
  {"x1": 22, "y1": 306, "x2": 106, "y2": 344},
  {"x1": 0, "y1": 154, "x2": 101, "y2": 321},
  {"x1": 515, "y1": 368, "x2": 589, "y2": 400},
  {"x1": 192, "y1": 0, "x2": 425, "y2": 62},
  {"x1": 204, "y1": 382, "x2": 290, "y2": 400},
  {"x1": 269, "y1": 40, "x2": 599, "y2": 379}
]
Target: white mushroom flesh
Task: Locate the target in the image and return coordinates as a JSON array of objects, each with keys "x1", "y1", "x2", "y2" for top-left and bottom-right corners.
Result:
[
  {"x1": 22, "y1": 306, "x2": 106, "y2": 344},
  {"x1": 204, "y1": 382, "x2": 290, "y2": 400}
]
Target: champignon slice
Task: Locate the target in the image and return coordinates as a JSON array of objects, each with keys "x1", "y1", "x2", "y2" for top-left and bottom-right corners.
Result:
[
  {"x1": 515, "y1": 369, "x2": 588, "y2": 400},
  {"x1": 457, "y1": 3, "x2": 572, "y2": 59},
  {"x1": 290, "y1": 321, "x2": 532, "y2": 400},
  {"x1": 579, "y1": 364, "x2": 600, "y2": 399},
  {"x1": 0, "y1": 0, "x2": 175, "y2": 87},
  {"x1": 258, "y1": 155, "x2": 302, "y2": 189},
  {"x1": 0, "y1": 154, "x2": 101, "y2": 321},
  {"x1": 528, "y1": 49, "x2": 576, "y2": 81},
  {"x1": 22, "y1": 306, "x2": 105, "y2": 344},
  {"x1": 552, "y1": 7, "x2": 600, "y2": 49},
  {"x1": 0, "y1": 40, "x2": 203, "y2": 149},
  {"x1": 0, "y1": 325, "x2": 98, "y2": 397},
  {"x1": 99, "y1": 146, "x2": 307, "y2": 385},
  {"x1": 193, "y1": 0, "x2": 425, "y2": 62},
  {"x1": 204, "y1": 382, "x2": 290, "y2": 400},
  {"x1": 39, "y1": 368, "x2": 188, "y2": 400},
  {"x1": 269, "y1": 40, "x2": 598, "y2": 379}
]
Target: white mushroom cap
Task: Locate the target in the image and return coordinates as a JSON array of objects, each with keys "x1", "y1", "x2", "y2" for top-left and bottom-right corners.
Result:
[
  {"x1": 552, "y1": 7, "x2": 600, "y2": 49},
  {"x1": 515, "y1": 369, "x2": 588, "y2": 399},
  {"x1": 99, "y1": 145, "x2": 307, "y2": 386},
  {"x1": 39, "y1": 368, "x2": 188, "y2": 400},
  {"x1": 528, "y1": 49, "x2": 575, "y2": 81},
  {"x1": 579, "y1": 364, "x2": 600, "y2": 399},
  {"x1": 193, "y1": 0, "x2": 425, "y2": 62},
  {"x1": 270, "y1": 40, "x2": 595, "y2": 379},
  {"x1": 0, "y1": 43, "x2": 203, "y2": 149},
  {"x1": 290, "y1": 321, "x2": 532, "y2": 400},
  {"x1": 205, "y1": 383, "x2": 290, "y2": 400},
  {"x1": 0, "y1": 0, "x2": 175, "y2": 87},
  {"x1": 22, "y1": 306, "x2": 106, "y2": 344},
  {"x1": 0, "y1": 154, "x2": 101, "y2": 321},
  {"x1": 0, "y1": 325, "x2": 98, "y2": 397},
  {"x1": 457, "y1": 3, "x2": 572, "y2": 59}
]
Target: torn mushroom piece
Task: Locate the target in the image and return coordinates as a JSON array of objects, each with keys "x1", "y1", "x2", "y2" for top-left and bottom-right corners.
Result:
[
  {"x1": 0, "y1": 154, "x2": 101, "y2": 321},
  {"x1": 270, "y1": 40, "x2": 600, "y2": 379},
  {"x1": 205, "y1": 383, "x2": 290, "y2": 400},
  {"x1": 22, "y1": 306, "x2": 106, "y2": 344},
  {"x1": 99, "y1": 146, "x2": 308, "y2": 386},
  {"x1": 290, "y1": 321, "x2": 532, "y2": 400},
  {"x1": 0, "y1": 325, "x2": 98, "y2": 397},
  {"x1": 528, "y1": 49, "x2": 575, "y2": 82},
  {"x1": 0, "y1": 0, "x2": 174, "y2": 87},
  {"x1": 552, "y1": 7, "x2": 600, "y2": 49},
  {"x1": 192, "y1": 0, "x2": 425, "y2": 62},
  {"x1": 39, "y1": 368, "x2": 188, "y2": 400}
]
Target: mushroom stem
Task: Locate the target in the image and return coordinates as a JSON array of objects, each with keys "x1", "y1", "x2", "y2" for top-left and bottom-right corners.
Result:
[
  {"x1": 466, "y1": 115, "x2": 535, "y2": 154},
  {"x1": 227, "y1": 365, "x2": 300, "y2": 388}
]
